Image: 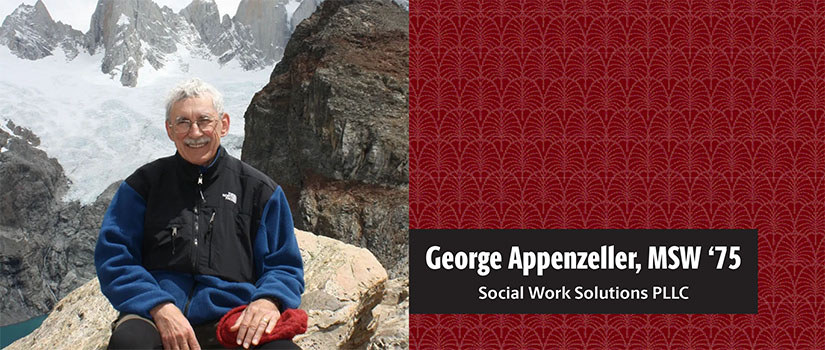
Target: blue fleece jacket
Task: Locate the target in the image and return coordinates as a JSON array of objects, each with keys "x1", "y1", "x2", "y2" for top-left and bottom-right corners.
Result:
[{"x1": 94, "y1": 181, "x2": 304, "y2": 325}]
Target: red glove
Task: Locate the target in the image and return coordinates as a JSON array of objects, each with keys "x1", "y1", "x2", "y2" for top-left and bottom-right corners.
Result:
[{"x1": 216, "y1": 305, "x2": 307, "y2": 348}]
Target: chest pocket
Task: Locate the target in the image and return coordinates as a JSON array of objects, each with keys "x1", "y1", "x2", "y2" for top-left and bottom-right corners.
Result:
[{"x1": 143, "y1": 215, "x2": 194, "y2": 272}]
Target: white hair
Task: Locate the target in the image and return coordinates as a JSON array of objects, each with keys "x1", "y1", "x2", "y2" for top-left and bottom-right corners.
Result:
[{"x1": 164, "y1": 78, "x2": 224, "y2": 121}]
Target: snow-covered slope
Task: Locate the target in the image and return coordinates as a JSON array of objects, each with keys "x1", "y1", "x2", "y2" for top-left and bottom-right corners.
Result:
[{"x1": 0, "y1": 44, "x2": 270, "y2": 203}]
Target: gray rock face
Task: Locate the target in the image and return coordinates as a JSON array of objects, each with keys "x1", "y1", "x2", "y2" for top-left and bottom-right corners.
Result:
[
  {"x1": 234, "y1": 0, "x2": 291, "y2": 67},
  {"x1": 212, "y1": 13, "x2": 262, "y2": 69},
  {"x1": 180, "y1": 0, "x2": 305, "y2": 70},
  {"x1": 180, "y1": 0, "x2": 223, "y2": 56},
  {"x1": 242, "y1": 0, "x2": 409, "y2": 278},
  {"x1": 0, "y1": 123, "x2": 116, "y2": 326},
  {"x1": 0, "y1": 123, "x2": 65, "y2": 230},
  {"x1": 86, "y1": 0, "x2": 185, "y2": 87},
  {"x1": 0, "y1": 0, "x2": 85, "y2": 60},
  {"x1": 81, "y1": 0, "x2": 297, "y2": 86}
]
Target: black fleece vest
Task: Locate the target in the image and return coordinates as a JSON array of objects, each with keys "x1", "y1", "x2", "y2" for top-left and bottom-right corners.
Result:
[{"x1": 125, "y1": 148, "x2": 277, "y2": 283}]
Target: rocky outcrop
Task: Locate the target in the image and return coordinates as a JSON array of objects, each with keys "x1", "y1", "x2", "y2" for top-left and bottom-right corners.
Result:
[
  {"x1": 7, "y1": 229, "x2": 401, "y2": 350},
  {"x1": 293, "y1": 229, "x2": 388, "y2": 348},
  {"x1": 0, "y1": 0, "x2": 85, "y2": 60},
  {"x1": 241, "y1": 0, "x2": 409, "y2": 278},
  {"x1": 0, "y1": 122, "x2": 64, "y2": 229},
  {"x1": 367, "y1": 277, "x2": 409, "y2": 349},
  {"x1": 3, "y1": 278, "x2": 117, "y2": 350},
  {"x1": 0, "y1": 123, "x2": 117, "y2": 326}
]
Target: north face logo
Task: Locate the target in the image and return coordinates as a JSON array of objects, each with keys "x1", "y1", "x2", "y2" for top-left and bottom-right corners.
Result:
[{"x1": 222, "y1": 192, "x2": 237, "y2": 204}]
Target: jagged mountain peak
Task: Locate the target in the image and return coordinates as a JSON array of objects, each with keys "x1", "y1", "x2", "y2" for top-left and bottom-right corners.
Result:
[
  {"x1": 185, "y1": 0, "x2": 220, "y2": 12},
  {"x1": 0, "y1": 0, "x2": 84, "y2": 60},
  {"x1": 0, "y1": 0, "x2": 393, "y2": 86},
  {"x1": 82, "y1": 0, "x2": 297, "y2": 85},
  {"x1": 181, "y1": 0, "x2": 220, "y2": 17},
  {"x1": 182, "y1": 0, "x2": 221, "y2": 32},
  {"x1": 6, "y1": 0, "x2": 54, "y2": 30},
  {"x1": 181, "y1": 0, "x2": 224, "y2": 57},
  {"x1": 9, "y1": 0, "x2": 47, "y2": 16},
  {"x1": 33, "y1": 0, "x2": 48, "y2": 12},
  {"x1": 85, "y1": 0, "x2": 182, "y2": 86}
]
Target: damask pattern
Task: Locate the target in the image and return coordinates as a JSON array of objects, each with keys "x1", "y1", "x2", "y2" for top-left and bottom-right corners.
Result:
[{"x1": 409, "y1": 0, "x2": 825, "y2": 348}]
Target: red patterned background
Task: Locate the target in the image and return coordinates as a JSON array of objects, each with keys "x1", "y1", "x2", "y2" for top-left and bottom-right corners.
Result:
[{"x1": 409, "y1": 0, "x2": 825, "y2": 348}]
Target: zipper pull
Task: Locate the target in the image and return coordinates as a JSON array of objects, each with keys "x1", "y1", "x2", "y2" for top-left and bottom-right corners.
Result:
[
  {"x1": 198, "y1": 173, "x2": 205, "y2": 202},
  {"x1": 171, "y1": 227, "x2": 177, "y2": 255},
  {"x1": 206, "y1": 212, "x2": 216, "y2": 238},
  {"x1": 207, "y1": 211, "x2": 216, "y2": 267}
]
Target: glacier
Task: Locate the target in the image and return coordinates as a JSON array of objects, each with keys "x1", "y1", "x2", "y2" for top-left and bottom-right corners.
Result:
[{"x1": 0, "y1": 43, "x2": 272, "y2": 204}]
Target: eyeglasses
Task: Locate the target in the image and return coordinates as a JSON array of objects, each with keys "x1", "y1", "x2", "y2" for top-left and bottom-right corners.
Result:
[{"x1": 170, "y1": 117, "x2": 218, "y2": 134}]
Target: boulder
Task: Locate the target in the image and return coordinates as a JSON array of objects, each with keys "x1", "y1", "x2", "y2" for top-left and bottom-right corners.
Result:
[
  {"x1": 4, "y1": 278, "x2": 116, "y2": 350},
  {"x1": 367, "y1": 277, "x2": 409, "y2": 349},
  {"x1": 7, "y1": 229, "x2": 398, "y2": 349},
  {"x1": 293, "y1": 228, "x2": 388, "y2": 349}
]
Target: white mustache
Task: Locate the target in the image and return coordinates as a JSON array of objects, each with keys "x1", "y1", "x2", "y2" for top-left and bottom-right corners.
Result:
[{"x1": 184, "y1": 137, "x2": 210, "y2": 146}]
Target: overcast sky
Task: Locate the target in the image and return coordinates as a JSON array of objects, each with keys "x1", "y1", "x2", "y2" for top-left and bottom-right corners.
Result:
[{"x1": 0, "y1": 0, "x2": 244, "y2": 32}]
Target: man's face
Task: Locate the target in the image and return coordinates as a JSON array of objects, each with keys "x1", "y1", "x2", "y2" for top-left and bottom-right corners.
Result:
[{"x1": 166, "y1": 95, "x2": 230, "y2": 166}]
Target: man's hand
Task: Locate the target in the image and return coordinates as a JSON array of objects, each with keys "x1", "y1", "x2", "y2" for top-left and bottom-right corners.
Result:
[
  {"x1": 230, "y1": 298, "x2": 281, "y2": 349},
  {"x1": 150, "y1": 302, "x2": 200, "y2": 350}
]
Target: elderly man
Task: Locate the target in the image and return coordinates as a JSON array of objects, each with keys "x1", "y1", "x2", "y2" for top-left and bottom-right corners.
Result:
[{"x1": 95, "y1": 78, "x2": 304, "y2": 350}]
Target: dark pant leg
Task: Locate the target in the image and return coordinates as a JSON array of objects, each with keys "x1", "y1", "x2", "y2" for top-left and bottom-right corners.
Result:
[
  {"x1": 190, "y1": 321, "x2": 302, "y2": 350},
  {"x1": 192, "y1": 321, "x2": 221, "y2": 349},
  {"x1": 254, "y1": 339, "x2": 302, "y2": 350},
  {"x1": 107, "y1": 318, "x2": 163, "y2": 350}
]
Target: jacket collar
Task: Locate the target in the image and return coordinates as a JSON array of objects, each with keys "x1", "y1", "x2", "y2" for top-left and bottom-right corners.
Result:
[{"x1": 174, "y1": 146, "x2": 226, "y2": 180}]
